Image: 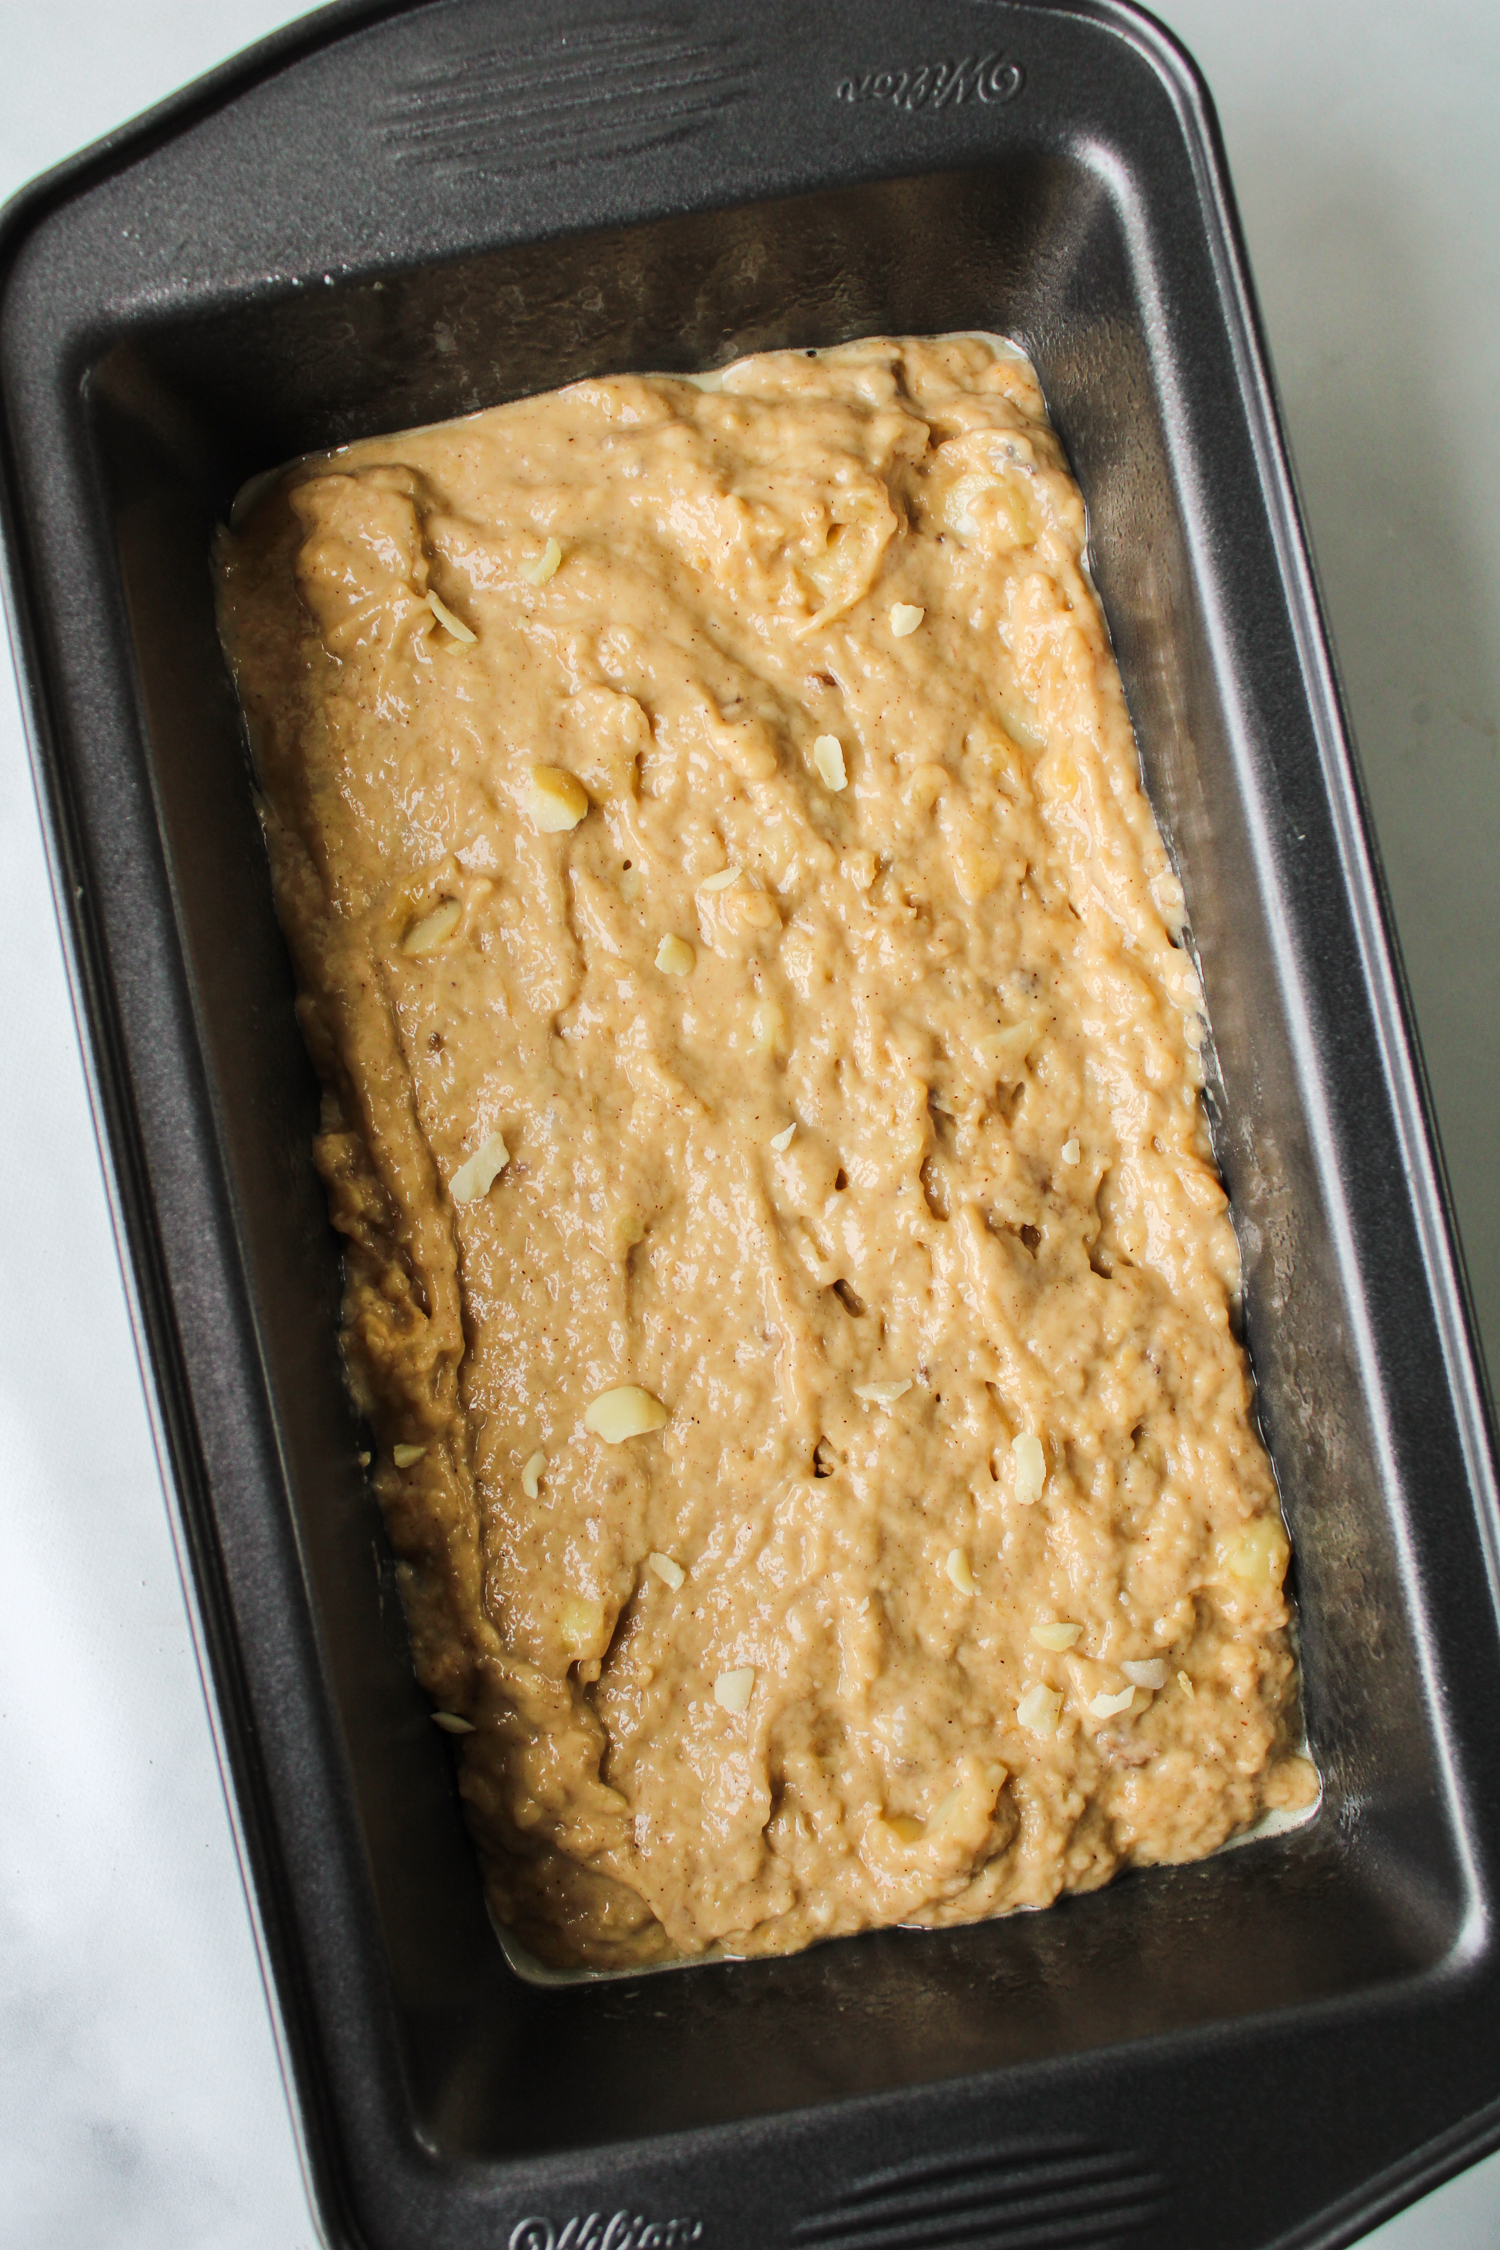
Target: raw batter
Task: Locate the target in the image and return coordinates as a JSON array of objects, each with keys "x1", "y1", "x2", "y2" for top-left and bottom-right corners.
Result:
[{"x1": 216, "y1": 334, "x2": 1315, "y2": 1969}]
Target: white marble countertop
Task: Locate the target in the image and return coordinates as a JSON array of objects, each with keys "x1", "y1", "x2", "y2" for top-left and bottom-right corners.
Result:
[{"x1": 1, "y1": 2, "x2": 1496, "y2": 2242}]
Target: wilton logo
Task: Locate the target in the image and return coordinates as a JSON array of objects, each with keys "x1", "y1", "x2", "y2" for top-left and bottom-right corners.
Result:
[
  {"x1": 836, "y1": 53, "x2": 1025, "y2": 110},
  {"x1": 508, "y1": 2217, "x2": 704, "y2": 2250}
]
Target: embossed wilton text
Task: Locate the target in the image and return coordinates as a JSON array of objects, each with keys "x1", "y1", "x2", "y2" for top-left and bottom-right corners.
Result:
[
  {"x1": 835, "y1": 54, "x2": 1024, "y2": 110},
  {"x1": 508, "y1": 2214, "x2": 704, "y2": 2250}
]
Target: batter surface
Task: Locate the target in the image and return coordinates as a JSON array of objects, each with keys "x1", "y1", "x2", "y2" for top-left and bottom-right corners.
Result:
[{"x1": 217, "y1": 335, "x2": 1314, "y2": 1969}]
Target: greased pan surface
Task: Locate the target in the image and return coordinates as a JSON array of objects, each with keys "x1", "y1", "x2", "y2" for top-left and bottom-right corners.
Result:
[{"x1": 2, "y1": 3, "x2": 1498, "y2": 2246}]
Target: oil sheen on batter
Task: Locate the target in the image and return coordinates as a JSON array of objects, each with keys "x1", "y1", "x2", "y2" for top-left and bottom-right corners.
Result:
[{"x1": 216, "y1": 334, "x2": 1315, "y2": 1970}]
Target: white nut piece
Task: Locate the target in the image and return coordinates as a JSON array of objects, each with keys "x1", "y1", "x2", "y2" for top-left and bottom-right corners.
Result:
[
  {"x1": 1088, "y1": 1686, "x2": 1138, "y2": 1719},
  {"x1": 450, "y1": 1130, "x2": 510, "y2": 1205},
  {"x1": 519, "y1": 535, "x2": 563, "y2": 586},
  {"x1": 560, "y1": 1594, "x2": 605, "y2": 1655},
  {"x1": 525, "y1": 765, "x2": 589, "y2": 833},
  {"x1": 655, "y1": 933, "x2": 696, "y2": 975},
  {"x1": 424, "y1": 588, "x2": 477, "y2": 643},
  {"x1": 1060, "y1": 1137, "x2": 1081, "y2": 1165},
  {"x1": 583, "y1": 1385, "x2": 669, "y2": 1443},
  {"x1": 889, "y1": 602, "x2": 925, "y2": 637},
  {"x1": 1177, "y1": 1670, "x2": 1196, "y2": 1697},
  {"x1": 750, "y1": 999, "x2": 784, "y2": 1054},
  {"x1": 648, "y1": 1551, "x2": 686, "y2": 1591},
  {"x1": 392, "y1": 1442, "x2": 427, "y2": 1468},
  {"x1": 945, "y1": 1548, "x2": 977, "y2": 1596},
  {"x1": 812, "y1": 735, "x2": 847, "y2": 791},
  {"x1": 402, "y1": 898, "x2": 461, "y2": 955},
  {"x1": 1219, "y1": 1518, "x2": 1290, "y2": 1585},
  {"x1": 769, "y1": 1123, "x2": 796, "y2": 1153},
  {"x1": 853, "y1": 1379, "x2": 912, "y2": 1408},
  {"x1": 431, "y1": 1711, "x2": 475, "y2": 1734},
  {"x1": 1031, "y1": 1621, "x2": 1082, "y2": 1651},
  {"x1": 521, "y1": 1451, "x2": 546, "y2": 1500},
  {"x1": 1016, "y1": 1683, "x2": 1062, "y2": 1736},
  {"x1": 714, "y1": 1666, "x2": 756, "y2": 1713},
  {"x1": 698, "y1": 865, "x2": 742, "y2": 893},
  {"x1": 1011, "y1": 1431, "x2": 1046, "y2": 1504},
  {"x1": 1122, "y1": 1658, "x2": 1168, "y2": 1690}
]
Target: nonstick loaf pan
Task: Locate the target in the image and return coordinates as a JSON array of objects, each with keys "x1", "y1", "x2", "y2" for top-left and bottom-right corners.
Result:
[{"x1": 3, "y1": 1, "x2": 1498, "y2": 2245}]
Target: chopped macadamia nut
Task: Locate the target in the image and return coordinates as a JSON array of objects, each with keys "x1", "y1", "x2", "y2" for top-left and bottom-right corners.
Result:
[
  {"x1": 519, "y1": 536, "x2": 563, "y2": 585},
  {"x1": 734, "y1": 889, "x2": 782, "y2": 933},
  {"x1": 751, "y1": 1000, "x2": 783, "y2": 1054},
  {"x1": 1122, "y1": 1659, "x2": 1168, "y2": 1690},
  {"x1": 583, "y1": 1385, "x2": 669, "y2": 1442},
  {"x1": 1011, "y1": 1432, "x2": 1047, "y2": 1504},
  {"x1": 402, "y1": 899, "x2": 461, "y2": 955},
  {"x1": 769, "y1": 1123, "x2": 796, "y2": 1153},
  {"x1": 655, "y1": 933, "x2": 696, "y2": 975},
  {"x1": 1220, "y1": 1518, "x2": 1291, "y2": 1586},
  {"x1": 525, "y1": 765, "x2": 589, "y2": 832},
  {"x1": 1031, "y1": 1621, "x2": 1082, "y2": 1651},
  {"x1": 425, "y1": 588, "x2": 477, "y2": 642},
  {"x1": 1060, "y1": 1137, "x2": 1081, "y2": 1165},
  {"x1": 853, "y1": 1379, "x2": 912, "y2": 1407},
  {"x1": 521, "y1": 1451, "x2": 546, "y2": 1500},
  {"x1": 945, "y1": 1548, "x2": 977, "y2": 1596},
  {"x1": 432, "y1": 1711, "x2": 475, "y2": 1734},
  {"x1": 1088, "y1": 1686, "x2": 1138, "y2": 1719},
  {"x1": 1177, "y1": 1670, "x2": 1196, "y2": 1697},
  {"x1": 648, "y1": 1551, "x2": 686, "y2": 1590},
  {"x1": 560, "y1": 1594, "x2": 606, "y2": 1655},
  {"x1": 812, "y1": 735, "x2": 847, "y2": 791},
  {"x1": 450, "y1": 1130, "x2": 510, "y2": 1205},
  {"x1": 1017, "y1": 1683, "x2": 1062, "y2": 1736},
  {"x1": 714, "y1": 1666, "x2": 756, "y2": 1713},
  {"x1": 698, "y1": 865, "x2": 742, "y2": 893},
  {"x1": 392, "y1": 1442, "x2": 427, "y2": 1468},
  {"x1": 889, "y1": 603, "x2": 925, "y2": 637}
]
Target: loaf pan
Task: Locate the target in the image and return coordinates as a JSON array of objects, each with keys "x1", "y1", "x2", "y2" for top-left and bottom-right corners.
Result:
[{"x1": 3, "y1": 1, "x2": 1499, "y2": 2244}]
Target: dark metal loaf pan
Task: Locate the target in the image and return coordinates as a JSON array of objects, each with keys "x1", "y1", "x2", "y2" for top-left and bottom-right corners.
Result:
[{"x1": 2, "y1": 1, "x2": 1498, "y2": 2244}]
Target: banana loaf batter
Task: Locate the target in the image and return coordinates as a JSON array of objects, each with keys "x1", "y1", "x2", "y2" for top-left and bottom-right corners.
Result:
[{"x1": 216, "y1": 334, "x2": 1315, "y2": 1969}]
